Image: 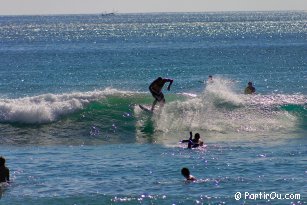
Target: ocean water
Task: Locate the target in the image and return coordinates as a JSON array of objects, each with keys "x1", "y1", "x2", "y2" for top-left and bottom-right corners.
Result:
[{"x1": 0, "y1": 11, "x2": 306, "y2": 204}]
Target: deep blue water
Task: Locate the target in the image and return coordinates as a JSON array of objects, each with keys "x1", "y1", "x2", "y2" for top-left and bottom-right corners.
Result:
[{"x1": 0, "y1": 12, "x2": 306, "y2": 204}]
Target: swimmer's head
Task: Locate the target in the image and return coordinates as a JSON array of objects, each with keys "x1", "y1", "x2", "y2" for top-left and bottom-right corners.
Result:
[
  {"x1": 181, "y1": 167, "x2": 190, "y2": 178},
  {"x1": 0, "y1": 156, "x2": 5, "y2": 166}
]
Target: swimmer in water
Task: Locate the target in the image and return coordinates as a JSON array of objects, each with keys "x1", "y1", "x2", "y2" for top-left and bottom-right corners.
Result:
[{"x1": 181, "y1": 167, "x2": 196, "y2": 181}]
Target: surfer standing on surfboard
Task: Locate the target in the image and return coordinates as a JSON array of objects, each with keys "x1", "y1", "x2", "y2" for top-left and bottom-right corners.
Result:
[{"x1": 149, "y1": 77, "x2": 173, "y2": 111}]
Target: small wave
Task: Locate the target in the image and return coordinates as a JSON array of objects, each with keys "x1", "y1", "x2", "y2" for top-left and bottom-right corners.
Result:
[{"x1": 0, "y1": 88, "x2": 132, "y2": 124}]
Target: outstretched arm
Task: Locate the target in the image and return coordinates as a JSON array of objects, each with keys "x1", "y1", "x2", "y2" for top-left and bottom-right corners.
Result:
[
  {"x1": 181, "y1": 132, "x2": 193, "y2": 143},
  {"x1": 165, "y1": 79, "x2": 173, "y2": 91}
]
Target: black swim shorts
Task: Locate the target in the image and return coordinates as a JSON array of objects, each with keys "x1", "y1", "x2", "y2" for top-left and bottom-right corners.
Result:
[{"x1": 150, "y1": 90, "x2": 164, "y2": 102}]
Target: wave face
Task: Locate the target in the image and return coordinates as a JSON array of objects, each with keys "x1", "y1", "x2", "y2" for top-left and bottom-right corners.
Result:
[
  {"x1": 0, "y1": 88, "x2": 129, "y2": 124},
  {"x1": 0, "y1": 78, "x2": 305, "y2": 145},
  {"x1": 0, "y1": 88, "x2": 141, "y2": 145}
]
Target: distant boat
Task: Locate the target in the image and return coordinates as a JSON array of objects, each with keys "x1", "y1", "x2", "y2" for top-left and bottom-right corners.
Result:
[{"x1": 101, "y1": 11, "x2": 117, "y2": 16}]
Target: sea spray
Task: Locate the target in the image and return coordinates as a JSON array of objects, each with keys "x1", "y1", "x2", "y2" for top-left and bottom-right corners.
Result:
[{"x1": 155, "y1": 78, "x2": 304, "y2": 134}]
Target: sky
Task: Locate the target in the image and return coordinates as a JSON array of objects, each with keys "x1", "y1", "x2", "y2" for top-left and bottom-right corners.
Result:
[{"x1": 0, "y1": 0, "x2": 306, "y2": 15}]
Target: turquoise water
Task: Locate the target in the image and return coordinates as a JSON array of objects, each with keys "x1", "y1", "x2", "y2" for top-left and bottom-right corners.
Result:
[{"x1": 0, "y1": 12, "x2": 306, "y2": 204}]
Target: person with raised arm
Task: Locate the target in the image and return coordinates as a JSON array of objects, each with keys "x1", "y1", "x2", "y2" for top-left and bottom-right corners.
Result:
[{"x1": 149, "y1": 77, "x2": 173, "y2": 111}]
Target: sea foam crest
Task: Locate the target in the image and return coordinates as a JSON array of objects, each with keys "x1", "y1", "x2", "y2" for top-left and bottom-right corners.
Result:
[
  {"x1": 156, "y1": 77, "x2": 305, "y2": 133},
  {"x1": 0, "y1": 88, "x2": 128, "y2": 124}
]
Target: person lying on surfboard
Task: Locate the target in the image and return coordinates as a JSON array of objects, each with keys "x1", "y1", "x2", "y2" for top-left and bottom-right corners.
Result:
[
  {"x1": 149, "y1": 77, "x2": 173, "y2": 111},
  {"x1": 181, "y1": 131, "x2": 204, "y2": 148}
]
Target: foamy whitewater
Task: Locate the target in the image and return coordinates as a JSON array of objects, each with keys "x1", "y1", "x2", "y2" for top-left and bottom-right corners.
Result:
[{"x1": 0, "y1": 12, "x2": 306, "y2": 204}]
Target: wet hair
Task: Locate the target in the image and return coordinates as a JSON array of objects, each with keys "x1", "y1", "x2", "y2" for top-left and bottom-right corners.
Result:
[
  {"x1": 208, "y1": 75, "x2": 212, "y2": 78},
  {"x1": 0, "y1": 156, "x2": 5, "y2": 166},
  {"x1": 157, "y1": 77, "x2": 163, "y2": 81},
  {"x1": 181, "y1": 167, "x2": 190, "y2": 177},
  {"x1": 195, "y1": 133, "x2": 200, "y2": 139},
  {"x1": 248, "y1": 82, "x2": 252, "y2": 85}
]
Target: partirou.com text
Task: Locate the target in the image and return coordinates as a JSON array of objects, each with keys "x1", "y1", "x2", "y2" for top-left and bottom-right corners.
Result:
[{"x1": 234, "y1": 191, "x2": 301, "y2": 201}]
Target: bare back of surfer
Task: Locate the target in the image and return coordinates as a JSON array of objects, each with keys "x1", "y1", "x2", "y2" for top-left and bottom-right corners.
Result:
[{"x1": 149, "y1": 77, "x2": 173, "y2": 111}]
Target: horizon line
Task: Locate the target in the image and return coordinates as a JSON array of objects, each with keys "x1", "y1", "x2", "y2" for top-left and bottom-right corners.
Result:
[{"x1": 0, "y1": 9, "x2": 306, "y2": 17}]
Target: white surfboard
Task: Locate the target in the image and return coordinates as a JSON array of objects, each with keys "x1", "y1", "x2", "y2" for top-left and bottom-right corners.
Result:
[{"x1": 139, "y1": 104, "x2": 153, "y2": 113}]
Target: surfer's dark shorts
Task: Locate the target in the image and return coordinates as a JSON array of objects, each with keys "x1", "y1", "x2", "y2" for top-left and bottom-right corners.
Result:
[{"x1": 150, "y1": 90, "x2": 164, "y2": 102}]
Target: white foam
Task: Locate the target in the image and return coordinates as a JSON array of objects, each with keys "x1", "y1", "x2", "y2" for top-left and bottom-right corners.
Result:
[
  {"x1": 0, "y1": 88, "x2": 131, "y2": 124},
  {"x1": 204, "y1": 77, "x2": 244, "y2": 105},
  {"x1": 244, "y1": 94, "x2": 307, "y2": 106},
  {"x1": 155, "y1": 77, "x2": 305, "y2": 134}
]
